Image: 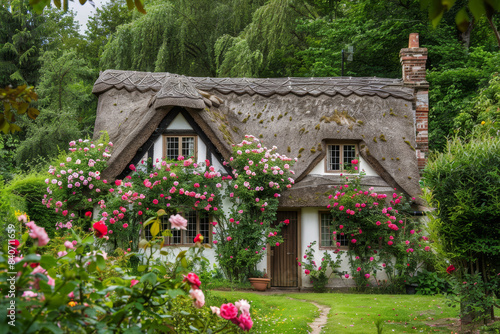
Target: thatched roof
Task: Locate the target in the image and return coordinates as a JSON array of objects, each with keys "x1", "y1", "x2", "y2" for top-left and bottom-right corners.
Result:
[{"x1": 93, "y1": 70, "x2": 422, "y2": 206}]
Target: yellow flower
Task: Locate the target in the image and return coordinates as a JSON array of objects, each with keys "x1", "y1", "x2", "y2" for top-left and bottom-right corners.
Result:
[
  {"x1": 481, "y1": 121, "x2": 486, "y2": 125},
  {"x1": 68, "y1": 301, "x2": 77, "y2": 307}
]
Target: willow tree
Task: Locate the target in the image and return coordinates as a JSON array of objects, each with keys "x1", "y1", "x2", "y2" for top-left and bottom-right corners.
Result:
[{"x1": 100, "y1": 0, "x2": 265, "y2": 76}]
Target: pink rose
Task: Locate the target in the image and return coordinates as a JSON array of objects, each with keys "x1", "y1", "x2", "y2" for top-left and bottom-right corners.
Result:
[
  {"x1": 130, "y1": 279, "x2": 139, "y2": 287},
  {"x1": 169, "y1": 214, "x2": 187, "y2": 230},
  {"x1": 220, "y1": 303, "x2": 239, "y2": 320},
  {"x1": 237, "y1": 313, "x2": 253, "y2": 331},
  {"x1": 304, "y1": 269, "x2": 310, "y2": 275},
  {"x1": 235, "y1": 299, "x2": 251, "y2": 315},
  {"x1": 190, "y1": 289, "x2": 205, "y2": 308},
  {"x1": 345, "y1": 274, "x2": 350, "y2": 278},
  {"x1": 64, "y1": 241, "x2": 74, "y2": 249},
  {"x1": 183, "y1": 273, "x2": 201, "y2": 289},
  {"x1": 27, "y1": 223, "x2": 50, "y2": 247}
]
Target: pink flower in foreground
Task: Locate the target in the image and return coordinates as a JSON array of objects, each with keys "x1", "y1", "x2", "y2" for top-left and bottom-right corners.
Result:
[
  {"x1": 345, "y1": 274, "x2": 350, "y2": 278},
  {"x1": 130, "y1": 279, "x2": 139, "y2": 287},
  {"x1": 210, "y1": 306, "x2": 221, "y2": 316},
  {"x1": 220, "y1": 303, "x2": 239, "y2": 320},
  {"x1": 237, "y1": 313, "x2": 253, "y2": 331},
  {"x1": 169, "y1": 214, "x2": 187, "y2": 230},
  {"x1": 190, "y1": 289, "x2": 205, "y2": 308}
]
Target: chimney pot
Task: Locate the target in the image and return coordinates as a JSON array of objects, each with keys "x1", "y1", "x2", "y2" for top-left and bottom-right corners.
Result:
[{"x1": 409, "y1": 33, "x2": 419, "y2": 48}]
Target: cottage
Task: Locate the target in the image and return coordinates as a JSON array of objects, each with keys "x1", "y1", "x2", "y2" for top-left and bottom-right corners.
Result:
[{"x1": 92, "y1": 33, "x2": 428, "y2": 288}]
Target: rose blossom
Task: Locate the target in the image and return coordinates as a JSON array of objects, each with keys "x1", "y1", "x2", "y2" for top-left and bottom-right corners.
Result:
[
  {"x1": 220, "y1": 303, "x2": 239, "y2": 320},
  {"x1": 190, "y1": 289, "x2": 205, "y2": 308},
  {"x1": 169, "y1": 214, "x2": 187, "y2": 230}
]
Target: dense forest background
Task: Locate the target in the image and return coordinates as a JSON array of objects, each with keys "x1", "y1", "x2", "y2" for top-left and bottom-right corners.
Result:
[{"x1": 1, "y1": 0, "x2": 499, "y2": 180}]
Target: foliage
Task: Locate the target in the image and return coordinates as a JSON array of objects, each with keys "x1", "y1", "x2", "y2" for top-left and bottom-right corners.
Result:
[
  {"x1": 0, "y1": 85, "x2": 39, "y2": 134},
  {"x1": 327, "y1": 162, "x2": 432, "y2": 291},
  {"x1": 29, "y1": 0, "x2": 147, "y2": 14},
  {"x1": 0, "y1": 216, "x2": 253, "y2": 333},
  {"x1": 423, "y1": 125, "x2": 500, "y2": 323},
  {"x1": 298, "y1": 240, "x2": 343, "y2": 292},
  {"x1": 447, "y1": 273, "x2": 500, "y2": 325},
  {"x1": 454, "y1": 72, "x2": 500, "y2": 135},
  {"x1": 8, "y1": 172, "x2": 59, "y2": 239},
  {"x1": 412, "y1": 270, "x2": 450, "y2": 295},
  {"x1": 422, "y1": 0, "x2": 500, "y2": 47}
]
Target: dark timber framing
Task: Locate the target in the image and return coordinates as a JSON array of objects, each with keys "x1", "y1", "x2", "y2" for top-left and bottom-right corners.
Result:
[{"x1": 117, "y1": 107, "x2": 231, "y2": 179}]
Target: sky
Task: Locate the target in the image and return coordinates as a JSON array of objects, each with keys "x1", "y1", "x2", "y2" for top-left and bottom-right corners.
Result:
[{"x1": 69, "y1": 0, "x2": 108, "y2": 34}]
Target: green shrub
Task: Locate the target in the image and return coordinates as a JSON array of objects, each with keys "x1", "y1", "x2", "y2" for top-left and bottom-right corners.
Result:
[{"x1": 8, "y1": 173, "x2": 59, "y2": 238}]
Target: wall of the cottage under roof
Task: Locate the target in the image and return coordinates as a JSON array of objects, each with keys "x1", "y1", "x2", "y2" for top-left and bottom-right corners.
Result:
[
  {"x1": 309, "y1": 155, "x2": 378, "y2": 176},
  {"x1": 149, "y1": 113, "x2": 225, "y2": 172}
]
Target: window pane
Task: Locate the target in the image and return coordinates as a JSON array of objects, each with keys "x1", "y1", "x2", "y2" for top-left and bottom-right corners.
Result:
[
  {"x1": 166, "y1": 137, "x2": 179, "y2": 160},
  {"x1": 184, "y1": 211, "x2": 198, "y2": 244},
  {"x1": 328, "y1": 145, "x2": 340, "y2": 170},
  {"x1": 337, "y1": 228, "x2": 349, "y2": 247},
  {"x1": 343, "y1": 145, "x2": 356, "y2": 169},
  {"x1": 320, "y1": 213, "x2": 333, "y2": 247},
  {"x1": 182, "y1": 137, "x2": 195, "y2": 158},
  {"x1": 199, "y1": 215, "x2": 210, "y2": 244}
]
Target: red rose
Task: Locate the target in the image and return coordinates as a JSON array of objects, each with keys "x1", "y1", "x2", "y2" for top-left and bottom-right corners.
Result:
[
  {"x1": 85, "y1": 211, "x2": 92, "y2": 218},
  {"x1": 115, "y1": 180, "x2": 122, "y2": 186},
  {"x1": 9, "y1": 239, "x2": 20, "y2": 248},
  {"x1": 446, "y1": 265, "x2": 456, "y2": 274},
  {"x1": 183, "y1": 272, "x2": 201, "y2": 289},
  {"x1": 283, "y1": 219, "x2": 290, "y2": 225},
  {"x1": 93, "y1": 221, "x2": 108, "y2": 238},
  {"x1": 193, "y1": 234, "x2": 204, "y2": 243},
  {"x1": 351, "y1": 159, "x2": 359, "y2": 165}
]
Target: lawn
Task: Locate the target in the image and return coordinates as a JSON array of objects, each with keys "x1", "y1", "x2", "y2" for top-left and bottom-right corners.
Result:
[
  {"x1": 209, "y1": 291, "x2": 466, "y2": 333},
  {"x1": 285, "y1": 293, "x2": 460, "y2": 333},
  {"x1": 208, "y1": 291, "x2": 319, "y2": 333}
]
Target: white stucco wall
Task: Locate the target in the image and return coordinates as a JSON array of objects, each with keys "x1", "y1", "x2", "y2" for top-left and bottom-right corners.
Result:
[{"x1": 167, "y1": 113, "x2": 192, "y2": 130}]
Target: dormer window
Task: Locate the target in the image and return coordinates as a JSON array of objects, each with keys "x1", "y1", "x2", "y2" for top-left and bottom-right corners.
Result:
[
  {"x1": 326, "y1": 142, "x2": 357, "y2": 172},
  {"x1": 164, "y1": 135, "x2": 197, "y2": 160}
]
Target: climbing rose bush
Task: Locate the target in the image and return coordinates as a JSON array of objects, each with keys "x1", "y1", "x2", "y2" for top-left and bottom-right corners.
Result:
[
  {"x1": 327, "y1": 162, "x2": 432, "y2": 290},
  {"x1": 212, "y1": 135, "x2": 296, "y2": 280}
]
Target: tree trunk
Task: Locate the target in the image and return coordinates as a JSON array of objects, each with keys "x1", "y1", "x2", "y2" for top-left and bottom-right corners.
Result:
[{"x1": 486, "y1": 13, "x2": 500, "y2": 48}]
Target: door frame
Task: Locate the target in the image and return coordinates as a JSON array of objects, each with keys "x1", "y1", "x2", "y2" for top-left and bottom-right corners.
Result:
[{"x1": 267, "y1": 208, "x2": 301, "y2": 287}]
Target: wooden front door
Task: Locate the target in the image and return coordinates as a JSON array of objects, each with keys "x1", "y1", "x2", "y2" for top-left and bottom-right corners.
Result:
[{"x1": 270, "y1": 211, "x2": 298, "y2": 287}]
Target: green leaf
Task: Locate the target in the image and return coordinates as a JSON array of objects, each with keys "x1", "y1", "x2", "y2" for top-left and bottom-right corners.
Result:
[
  {"x1": 83, "y1": 234, "x2": 95, "y2": 245},
  {"x1": 23, "y1": 254, "x2": 41, "y2": 263},
  {"x1": 168, "y1": 288, "x2": 185, "y2": 299},
  {"x1": 468, "y1": 0, "x2": 486, "y2": 19},
  {"x1": 70, "y1": 229, "x2": 82, "y2": 244},
  {"x1": 126, "y1": 0, "x2": 134, "y2": 10},
  {"x1": 150, "y1": 219, "x2": 160, "y2": 237},
  {"x1": 40, "y1": 255, "x2": 58, "y2": 270},
  {"x1": 96, "y1": 255, "x2": 106, "y2": 271},
  {"x1": 39, "y1": 322, "x2": 63, "y2": 334},
  {"x1": 140, "y1": 272, "x2": 157, "y2": 285},
  {"x1": 176, "y1": 250, "x2": 187, "y2": 259},
  {"x1": 181, "y1": 257, "x2": 188, "y2": 269},
  {"x1": 143, "y1": 216, "x2": 157, "y2": 227},
  {"x1": 134, "y1": 302, "x2": 144, "y2": 311},
  {"x1": 137, "y1": 265, "x2": 147, "y2": 272}
]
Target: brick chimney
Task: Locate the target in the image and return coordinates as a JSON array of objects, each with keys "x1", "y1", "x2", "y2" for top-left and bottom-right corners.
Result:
[{"x1": 400, "y1": 33, "x2": 428, "y2": 172}]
